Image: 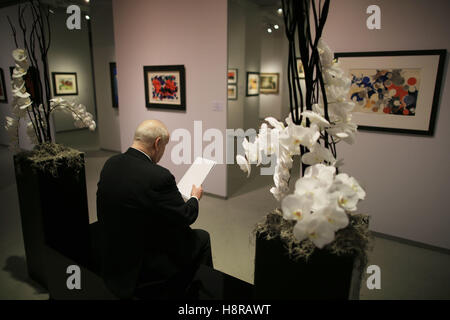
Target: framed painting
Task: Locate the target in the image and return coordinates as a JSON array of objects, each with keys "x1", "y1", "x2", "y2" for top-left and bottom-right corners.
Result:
[
  {"x1": 296, "y1": 58, "x2": 305, "y2": 79},
  {"x1": 228, "y1": 68, "x2": 238, "y2": 84},
  {"x1": 52, "y1": 72, "x2": 78, "y2": 96},
  {"x1": 144, "y1": 65, "x2": 185, "y2": 110},
  {"x1": 0, "y1": 68, "x2": 7, "y2": 103},
  {"x1": 260, "y1": 73, "x2": 279, "y2": 94},
  {"x1": 109, "y1": 62, "x2": 118, "y2": 108},
  {"x1": 335, "y1": 50, "x2": 446, "y2": 135},
  {"x1": 228, "y1": 84, "x2": 237, "y2": 100},
  {"x1": 246, "y1": 72, "x2": 260, "y2": 96}
]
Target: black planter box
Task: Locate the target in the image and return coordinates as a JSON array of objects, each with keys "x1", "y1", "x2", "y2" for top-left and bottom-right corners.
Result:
[
  {"x1": 14, "y1": 153, "x2": 92, "y2": 289},
  {"x1": 254, "y1": 234, "x2": 361, "y2": 300}
]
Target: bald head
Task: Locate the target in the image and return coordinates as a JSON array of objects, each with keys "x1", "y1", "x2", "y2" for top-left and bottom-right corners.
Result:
[
  {"x1": 133, "y1": 120, "x2": 169, "y2": 145},
  {"x1": 132, "y1": 120, "x2": 170, "y2": 163}
]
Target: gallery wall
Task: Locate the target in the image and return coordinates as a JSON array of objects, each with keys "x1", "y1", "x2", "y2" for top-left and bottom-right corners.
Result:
[
  {"x1": 47, "y1": 8, "x2": 96, "y2": 133},
  {"x1": 322, "y1": 0, "x2": 450, "y2": 249},
  {"x1": 91, "y1": 0, "x2": 121, "y2": 152},
  {"x1": 112, "y1": 0, "x2": 228, "y2": 197}
]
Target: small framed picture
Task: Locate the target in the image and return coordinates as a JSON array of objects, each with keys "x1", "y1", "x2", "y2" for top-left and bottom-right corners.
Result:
[
  {"x1": 0, "y1": 68, "x2": 7, "y2": 103},
  {"x1": 52, "y1": 72, "x2": 78, "y2": 96},
  {"x1": 228, "y1": 68, "x2": 238, "y2": 84},
  {"x1": 246, "y1": 72, "x2": 260, "y2": 96},
  {"x1": 144, "y1": 65, "x2": 186, "y2": 111},
  {"x1": 228, "y1": 84, "x2": 237, "y2": 100},
  {"x1": 296, "y1": 58, "x2": 305, "y2": 79},
  {"x1": 260, "y1": 73, "x2": 279, "y2": 94},
  {"x1": 335, "y1": 49, "x2": 446, "y2": 135},
  {"x1": 109, "y1": 62, "x2": 118, "y2": 108}
]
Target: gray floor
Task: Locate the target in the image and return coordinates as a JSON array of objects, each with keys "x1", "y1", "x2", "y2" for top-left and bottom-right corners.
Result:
[{"x1": 1, "y1": 141, "x2": 450, "y2": 299}]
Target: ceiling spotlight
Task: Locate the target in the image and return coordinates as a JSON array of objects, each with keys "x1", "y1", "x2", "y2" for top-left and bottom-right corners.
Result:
[
  {"x1": 267, "y1": 27, "x2": 273, "y2": 33},
  {"x1": 277, "y1": 8, "x2": 283, "y2": 15},
  {"x1": 85, "y1": 15, "x2": 90, "y2": 20},
  {"x1": 85, "y1": 0, "x2": 90, "y2": 3},
  {"x1": 274, "y1": 24, "x2": 279, "y2": 30}
]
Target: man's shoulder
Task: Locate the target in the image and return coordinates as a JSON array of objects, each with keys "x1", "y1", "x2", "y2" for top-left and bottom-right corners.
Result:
[{"x1": 104, "y1": 152, "x2": 173, "y2": 179}]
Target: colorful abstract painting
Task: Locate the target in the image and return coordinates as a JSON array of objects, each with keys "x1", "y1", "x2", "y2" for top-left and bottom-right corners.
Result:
[
  {"x1": 52, "y1": 72, "x2": 78, "y2": 96},
  {"x1": 246, "y1": 72, "x2": 260, "y2": 96},
  {"x1": 349, "y1": 68, "x2": 420, "y2": 116},
  {"x1": 144, "y1": 65, "x2": 185, "y2": 110},
  {"x1": 150, "y1": 73, "x2": 179, "y2": 103},
  {"x1": 228, "y1": 69, "x2": 237, "y2": 84}
]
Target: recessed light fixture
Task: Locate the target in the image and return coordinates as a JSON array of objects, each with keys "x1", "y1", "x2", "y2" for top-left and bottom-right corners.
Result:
[
  {"x1": 85, "y1": 15, "x2": 90, "y2": 20},
  {"x1": 277, "y1": 8, "x2": 283, "y2": 15},
  {"x1": 267, "y1": 27, "x2": 273, "y2": 33},
  {"x1": 274, "y1": 24, "x2": 279, "y2": 30},
  {"x1": 85, "y1": 0, "x2": 90, "y2": 3}
]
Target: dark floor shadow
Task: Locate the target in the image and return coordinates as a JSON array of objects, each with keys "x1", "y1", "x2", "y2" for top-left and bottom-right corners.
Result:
[{"x1": 3, "y1": 256, "x2": 48, "y2": 295}]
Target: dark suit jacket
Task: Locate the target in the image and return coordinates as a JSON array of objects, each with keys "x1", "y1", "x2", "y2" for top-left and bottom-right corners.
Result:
[{"x1": 96, "y1": 147, "x2": 199, "y2": 298}]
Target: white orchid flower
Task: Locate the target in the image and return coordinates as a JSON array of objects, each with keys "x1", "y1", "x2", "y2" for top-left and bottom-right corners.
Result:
[
  {"x1": 303, "y1": 164, "x2": 336, "y2": 188},
  {"x1": 279, "y1": 122, "x2": 320, "y2": 154},
  {"x1": 293, "y1": 213, "x2": 335, "y2": 248},
  {"x1": 242, "y1": 137, "x2": 260, "y2": 165},
  {"x1": 315, "y1": 204, "x2": 349, "y2": 231},
  {"x1": 236, "y1": 154, "x2": 251, "y2": 177},
  {"x1": 335, "y1": 173, "x2": 366, "y2": 200},
  {"x1": 265, "y1": 116, "x2": 285, "y2": 132},
  {"x1": 318, "y1": 39, "x2": 334, "y2": 68},
  {"x1": 258, "y1": 123, "x2": 279, "y2": 155},
  {"x1": 329, "y1": 182, "x2": 360, "y2": 212},
  {"x1": 294, "y1": 177, "x2": 329, "y2": 211},
  {"x1": 327, "y1": 121, "x2": 357, "y2": 144},
  {"x1": 301, "y1": 110, "x2": 330, "y2": 129},
  {"x1": 281, "y1": 194, "x2": 313, "y2": 221},
  {"x1": 302, "y1": 143, "x2": 336, "y2": 166}
]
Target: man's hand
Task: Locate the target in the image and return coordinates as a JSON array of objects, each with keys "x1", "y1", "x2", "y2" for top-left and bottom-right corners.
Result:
[{"x1": 191, "y1": 184, "x2": 203, "y2": 201}]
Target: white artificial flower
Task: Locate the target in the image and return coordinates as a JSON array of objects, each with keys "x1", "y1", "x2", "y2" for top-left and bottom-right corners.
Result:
[
  {"x1": 302, "y1": 143, "x2": 336, "y2": 166},
  {"x1": 329, "y1": 183, "x2": 360, "y2": 212},
  {"x1": 303, "y1": 163, "x2": 336, "y2": 188},
  {"x1": 335, "y1": 173, "x2": 366, "y2": 200},
  {"x1": 242, "y1": 137, "x2": 260, "y2": 165},
  {"x1": 293, "y1": 213, "x2": 335, "y2": 249},
  {"x1": 236, "y1": 154, "x2": 250, "y2": 177},
  {"x1": 327, "y1": 121, "x2": 357, "y2": 144},
  {"x1": 294, "y1": 177, "x2": 329, "y2": 211},
  {"x1": 315, "y1": 203, "x2": 349, "y2": 231},
  {"x1": 281, "y1": 194, "x2": 313, "y2": 221},
  {"x1": 279, "y1": 122, "x2": 320, "y2": 154},
  {"x1": 301, "y1": 110, "x2": 330, "y2": 129},
  {"x1": 265, "y1": 116, "x2": 285, "y2": 132}
]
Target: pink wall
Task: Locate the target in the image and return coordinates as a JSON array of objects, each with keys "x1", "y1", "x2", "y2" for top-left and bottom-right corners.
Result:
[
  {"x1": 323, "y1": 0, "x2": 450, "y2": 249},
  {"x1": 112, "y1": 0, "x2": 228, "y2": 197}
]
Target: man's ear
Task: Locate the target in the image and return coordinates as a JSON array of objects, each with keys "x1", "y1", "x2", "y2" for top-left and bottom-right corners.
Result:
[{"x1": 154, "y1": 136, "x2": 161, "y2": 149}]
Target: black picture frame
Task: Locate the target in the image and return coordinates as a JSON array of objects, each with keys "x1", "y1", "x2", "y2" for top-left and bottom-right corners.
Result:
[
  {"x1": 109, "y1": 62, "x2": 118, "y2": 108},
  {"x1": 228, "y1": 84, "x2": 237, "y2": 100},
  {"x1": 143, "y1": 65, "x2": 186, "y2": 111},
  {"x1": 260, "y1": 73, "x2": 279, "y2": 94},
  {"x1": 0, "y1": 68, "x2": 7, "y2": 103},
  {"x1": 51, "y1": 72, "x2": 79, "y2": 96},
  {"x1": 334, "y1": 50, "x2": 446, "y2": 136},
  {"x1": 228, "y1": 68, "x2": 238, "y2": 84},
  {"x1": 246, "y1": 71, "x2": 260, "y2": 96}
]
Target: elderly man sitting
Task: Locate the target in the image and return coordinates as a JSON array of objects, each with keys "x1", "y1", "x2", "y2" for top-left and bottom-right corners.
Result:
[{"x1": 96, "y1": 120, "x2": 212, "y2": 299}]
